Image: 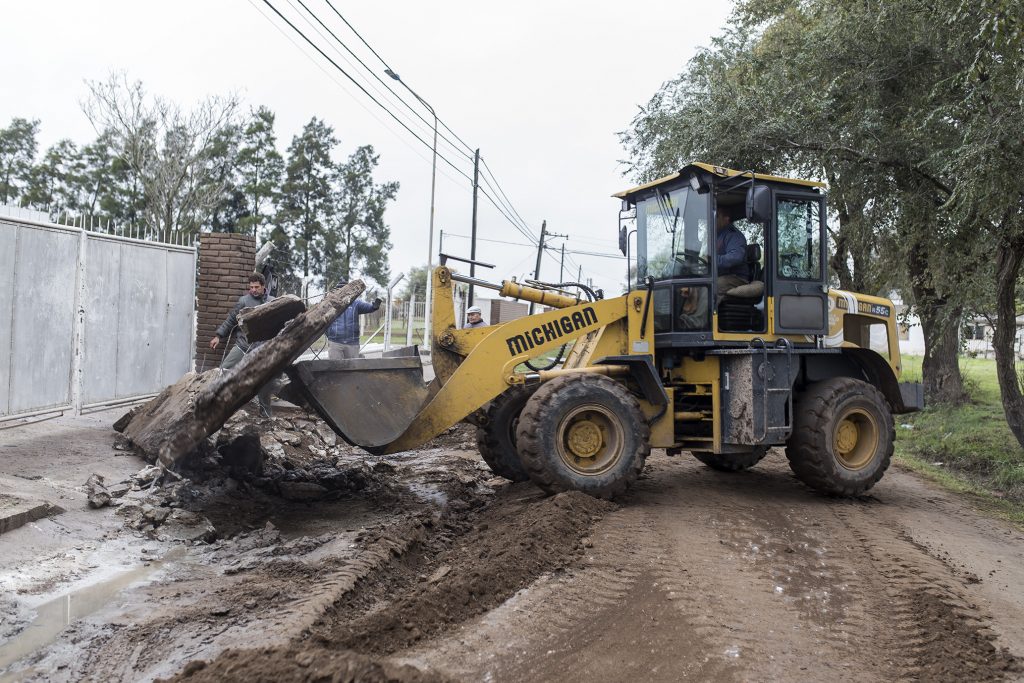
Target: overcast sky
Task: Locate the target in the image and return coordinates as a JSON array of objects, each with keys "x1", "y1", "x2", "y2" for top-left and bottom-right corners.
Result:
[{"x1": 1, "y1": 1, "x2": 733, "y2": 296}]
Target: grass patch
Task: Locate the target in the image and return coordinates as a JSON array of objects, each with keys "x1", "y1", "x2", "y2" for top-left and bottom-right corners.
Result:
[{"x1": 895, "y1": 355, "x2": 1024, "y2": 523}]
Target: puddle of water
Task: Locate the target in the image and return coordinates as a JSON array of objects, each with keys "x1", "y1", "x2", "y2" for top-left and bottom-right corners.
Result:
[
  {"x1": 0, "y1": 546, "x2": 184, "y2": 678},
  {"x1": 406, "y1": 483, "x2": 449, "y2": 507}
]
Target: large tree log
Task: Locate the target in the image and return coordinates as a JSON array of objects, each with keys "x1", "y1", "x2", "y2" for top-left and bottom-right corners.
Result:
[{"x1": 117, "y1": 281, "x2": 365, "y2": 468}]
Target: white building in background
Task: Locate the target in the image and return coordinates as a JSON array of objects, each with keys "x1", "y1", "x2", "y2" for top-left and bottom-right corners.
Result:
[{"x1": 894, "y1": 299, "x2": 1024, "y2": 359}]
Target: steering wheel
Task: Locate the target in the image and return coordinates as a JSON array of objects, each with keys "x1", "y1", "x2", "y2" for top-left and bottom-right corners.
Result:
[{"x1": 673, "y1": 251, "x2": 710, "y2": 276}]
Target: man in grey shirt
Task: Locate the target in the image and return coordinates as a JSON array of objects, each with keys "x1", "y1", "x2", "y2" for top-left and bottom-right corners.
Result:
[{"x1": 209, "y1": 272, "x2": 277, "y2": 416}]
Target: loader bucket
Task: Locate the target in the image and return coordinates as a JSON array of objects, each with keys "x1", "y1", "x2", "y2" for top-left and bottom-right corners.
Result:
[{"x1": 285, "y1": 346, "x2": 431, "y2": 450}]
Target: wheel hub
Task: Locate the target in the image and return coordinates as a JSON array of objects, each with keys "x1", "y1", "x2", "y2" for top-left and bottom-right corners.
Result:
[
  {"x1": 556, "y1": 404, "x2": 626, "y2": 476},
  {"x1": 836, "y1": 419, "x2": 859, "y2": 453},
  {"x1": 567, "y1": 420, "x2": 603, "y2": 457},
  {"x1": 833, "y1": 408, "x2": 879, "y2": 470}
]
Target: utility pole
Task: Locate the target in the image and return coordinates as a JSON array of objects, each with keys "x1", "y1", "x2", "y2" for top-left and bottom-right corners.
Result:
[
  {"x1": 528, "y1": 223, "x2": 567, "y2": 313},
  {"x1": 469, "y1": 149, "x2": 480, "y2": 306},
  {"x1": 529, "y1": 220, "x2": 547, "y2": 315},
  {"x1": 439, "y1": 229, "x2": 444, "y2": 255},
  {"x1": 559, "y1": 243, "x2": 565, "y2": 283},
  {"x1": 577, "y1": 264, "x2": 582, "y2": 283}
]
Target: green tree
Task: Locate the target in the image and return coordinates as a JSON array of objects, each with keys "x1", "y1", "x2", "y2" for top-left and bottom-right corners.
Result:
[
  {"x1": 205, "y1": 123, "x2": 247, "y2": 233},
  {"x1": 236, "y1": 106, "x2": 283, "y2": 239},
  {"x1": 23, "y1": 138, "x2": 80, "y2": 213},
  {"x1": 277, "y1": 117, "x2": 337, "y2": 283},
  {"x1": 400, "y1": 264, "x2": 430, "y2": 301},
  {"x1": 83, "y1": 73, "x2": 238, "y2": 240},
  {"x1": 0, "y1": 118, "x2": 39, "y2": 205},
  {"x1": 620, "y1": 0, "x2": 984, "y2": 405},
  {"x1": 88, "y1": 130, "x2": 146, "y2": 231},
  {"x1": 326, "y1": 144, "x2": 398, "y2": 287}
]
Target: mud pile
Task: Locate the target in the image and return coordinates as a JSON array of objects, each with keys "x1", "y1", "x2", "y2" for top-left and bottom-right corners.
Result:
[
  {"x1": 90, "y1": 405, "x2": 409, "y2": 542},
  {"x1": 165, "y1": 487, "x2": 614, "y2": 682}
]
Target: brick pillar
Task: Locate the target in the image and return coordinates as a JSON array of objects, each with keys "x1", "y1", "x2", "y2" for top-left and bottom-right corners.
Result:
[{"x1": 195, "y1": 232, "x2": 257, "y2": 372}]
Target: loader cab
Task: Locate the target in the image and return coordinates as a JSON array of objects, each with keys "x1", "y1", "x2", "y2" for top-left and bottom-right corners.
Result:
[{"x1": 616, "y1": 162, "x2": 828, "y2": 348}]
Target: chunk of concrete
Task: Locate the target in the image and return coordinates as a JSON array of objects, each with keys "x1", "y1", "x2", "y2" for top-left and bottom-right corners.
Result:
[
  {"x1": 85, "y1": 474, "x2": 112, "y2": 509},
  {"x1": 0, "y1": 494, "x2": 61, "y2": 534},
  {"x1": 115, "y1": 281, "x2": 365, "y2": 468},
  {"x1": 239, "y1": 295, "x2": 306, "y2": 343}
]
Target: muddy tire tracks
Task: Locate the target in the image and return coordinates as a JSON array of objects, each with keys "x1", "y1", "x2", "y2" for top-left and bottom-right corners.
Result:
[{"x1": 5, "y1": 431, "x2": 1023, "y2": 683}]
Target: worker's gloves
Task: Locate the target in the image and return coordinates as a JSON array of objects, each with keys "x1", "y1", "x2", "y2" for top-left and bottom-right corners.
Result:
[{"x1": 373, "y1": 298, "x2": 383, "y2": 308}]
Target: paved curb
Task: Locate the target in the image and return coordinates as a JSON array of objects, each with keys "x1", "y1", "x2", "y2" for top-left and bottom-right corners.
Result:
[{"x1": 0, "y1": 496, "x2": 62, "y2": 535}]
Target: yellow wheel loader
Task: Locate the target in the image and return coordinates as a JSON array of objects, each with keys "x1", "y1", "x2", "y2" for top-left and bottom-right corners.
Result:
[{"x1": 287, "y1": 163, "x2": 923, "y2": 499}]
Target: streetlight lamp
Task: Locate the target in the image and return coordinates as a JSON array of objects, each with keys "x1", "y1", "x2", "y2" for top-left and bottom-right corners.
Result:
[{"x1": 386, "y1": 68, "x2": 438, "y2": 350}]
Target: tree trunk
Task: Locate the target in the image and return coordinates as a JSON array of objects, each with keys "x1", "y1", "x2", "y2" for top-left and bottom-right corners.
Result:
[
  {"x1": 907, "y1": 226, "x2": 967, "y2": 405},
  {"x1": 917, "y1": 302, "x2": 967, "y2": 405},
  {"x1": 992, "y1": 234, "x2": 1024, "y2": 447}
]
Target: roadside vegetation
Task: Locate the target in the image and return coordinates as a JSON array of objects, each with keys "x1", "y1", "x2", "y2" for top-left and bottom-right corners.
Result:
[{"x1": 896, "y1": 356, "x2": 1024, "y2": 523}]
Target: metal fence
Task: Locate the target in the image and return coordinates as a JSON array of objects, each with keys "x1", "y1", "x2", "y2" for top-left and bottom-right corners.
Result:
[{"x1": 0, "y1": 215, "x2": 196, "y2": 424}]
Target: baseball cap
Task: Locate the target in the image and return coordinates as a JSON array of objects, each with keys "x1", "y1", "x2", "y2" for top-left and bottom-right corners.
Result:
[{"x1": 467, "y1": 306, "x2": 482, "y2": 314}]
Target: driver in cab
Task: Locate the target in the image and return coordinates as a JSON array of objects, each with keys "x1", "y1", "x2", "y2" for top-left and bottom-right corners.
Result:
[
  {"x1": 676, "y1": 204, "x2": 748, "y2": 330},
  {"x1": 716, "y1": 204, "x2": 749, "y2": 297}
]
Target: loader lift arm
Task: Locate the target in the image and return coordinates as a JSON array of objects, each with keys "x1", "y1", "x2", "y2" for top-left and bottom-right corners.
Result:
[{"x1": 288, "y1": 265, "x2": 653, "y2": 455}]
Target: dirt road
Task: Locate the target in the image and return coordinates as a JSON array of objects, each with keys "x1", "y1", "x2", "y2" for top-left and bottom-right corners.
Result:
[{"x1": 1, "y1": 409, "x2": 1022, "y2": 682}]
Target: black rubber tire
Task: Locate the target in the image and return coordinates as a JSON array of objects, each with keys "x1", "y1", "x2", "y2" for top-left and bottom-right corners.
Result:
[
  {"x1": 785, "y1": 378, "x2": 894, "y2": 496},
  {"x1": 475, "y1": 386, "x2": 534, "y2": 482},
  {"x1": 516, "y1": 374, "x2": 650, "y2": 499},
  {"x1": 692, "y1": 446, "x2": 769, "y2": 472}
]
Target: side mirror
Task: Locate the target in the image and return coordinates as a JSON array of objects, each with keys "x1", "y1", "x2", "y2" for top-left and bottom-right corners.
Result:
[
  {"x1": 618, "y1": 224, "x2": 628, "y2": 255},
  {"x1": 746, "y1": 184, "x2": 772, "y2": 224}
]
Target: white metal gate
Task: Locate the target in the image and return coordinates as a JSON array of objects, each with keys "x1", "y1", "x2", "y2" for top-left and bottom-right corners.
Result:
[{"x1": 0, "y1": 216, "x2": 196, "y2": 423}]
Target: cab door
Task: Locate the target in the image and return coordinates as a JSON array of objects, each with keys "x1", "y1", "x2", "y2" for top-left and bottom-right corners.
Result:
[{"x1": 771, "y1": 192, "x2": 827, "y2": 335}]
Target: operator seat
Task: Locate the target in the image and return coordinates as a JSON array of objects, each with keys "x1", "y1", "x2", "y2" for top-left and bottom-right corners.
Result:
[{"x1": 718, "y1": 243, "x2": 765, "y2": 331}]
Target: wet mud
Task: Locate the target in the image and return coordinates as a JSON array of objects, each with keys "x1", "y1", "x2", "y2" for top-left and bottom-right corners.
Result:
[{"x1": 2, "y1": 407, "x2": 1023, "y2": 682}]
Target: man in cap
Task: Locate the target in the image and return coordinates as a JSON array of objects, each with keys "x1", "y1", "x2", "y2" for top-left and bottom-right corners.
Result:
[{"x1": 465, "y1": 305, "x2": 486, "y2": 328}]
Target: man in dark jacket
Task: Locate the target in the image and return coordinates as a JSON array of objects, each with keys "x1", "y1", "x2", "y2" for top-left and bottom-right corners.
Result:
[
  {"x1": 715, "y1": 205, "x2": 749, "y2": 297},
  {"x1": 326, "y1": 280, "x2": 382, "y2": 359},
  {"x1": 209, "y1": 272, "x2": 278, "y2": 416}
]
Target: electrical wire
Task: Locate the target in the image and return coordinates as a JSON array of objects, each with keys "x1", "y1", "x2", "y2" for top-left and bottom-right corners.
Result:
[
  {"x1": 248, "y1": 0, "x2": 474, "y2": 196},
  {"x1": 320, "y1": 0, "x2": 477, "y2": 157},
  {"x1": 260, "y1": 0, "x2": 476, "y2": 186},
  {"x1": 257, "y1": 0, "x2": 545, "y2": 257},
  {"x1": 292, "y1": 0, "x2": 474, "y2": 164},
  {"x1": 479, "y1": 157, "x2": 536, "y2": 242},
  {"x1": 311, "y1": 2, "x2": 542, "y2": 248}
]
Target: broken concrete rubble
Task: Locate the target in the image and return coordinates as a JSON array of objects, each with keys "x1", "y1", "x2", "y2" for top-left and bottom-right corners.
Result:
[
  {"x1": 114, "y1": 280, "x2": 366, "y2": 468},
  {"x1": 85, "y1": 474, "x2": 112, "y2": 509},
  {"x1": 238, "y1": 294, "x2": 306, "y2": 343}
]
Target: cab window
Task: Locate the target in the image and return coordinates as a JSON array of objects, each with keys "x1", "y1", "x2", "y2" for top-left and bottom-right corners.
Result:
[
  {"x1": 776, "y1": 198, "x2": 821, "y2": 280},
  {"x1": 637, "y1": 187, "x2": 710, "y2": 281}
]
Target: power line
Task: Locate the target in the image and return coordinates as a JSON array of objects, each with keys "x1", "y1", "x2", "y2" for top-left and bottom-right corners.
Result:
[
  {"x1": 477, "y1": 187, "x2": 539, "y2": 245},
  {"x1": 260, "y1": 0, "x2": 476, "y2": 186},
  {"x1": 247, "y1": 0, "x2": 464, "y2": 186},
  {"x1": 292, "y1": 0, "x2": 474, "y2": 164},
  {"x1": 321, "y1": 0, "x2": 477, "y2": 157},
  {"x1": 442, "y1": 232, "x2": 625, "y2": 261},
  {"x1": 301, "y1": 3, "x2": 540, "y2": 248},
  {"x1": 257, "y1": 0, "x2": 543, "y2": 254},
  {"x1": 479, "y1": 157, "x2": 536, "y2": 242}
]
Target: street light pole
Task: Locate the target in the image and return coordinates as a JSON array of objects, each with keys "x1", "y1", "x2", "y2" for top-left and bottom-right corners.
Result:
[{"x1": 386, "y1": 68, "x2": 437, "y2": 349}]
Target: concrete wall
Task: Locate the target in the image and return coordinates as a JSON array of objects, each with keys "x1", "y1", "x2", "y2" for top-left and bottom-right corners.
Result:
[{"x1": 195, "y1": 233, "x2": 256, "y2": 372}]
